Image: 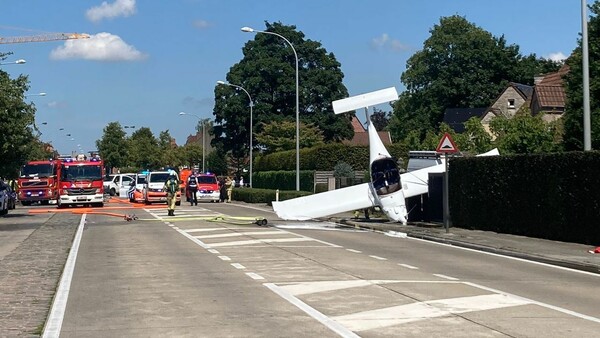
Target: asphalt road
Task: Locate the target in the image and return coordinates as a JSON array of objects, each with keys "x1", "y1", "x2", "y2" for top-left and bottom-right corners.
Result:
[{"x1": 2, "y1": 201, "x2": 600, "y2": 337}]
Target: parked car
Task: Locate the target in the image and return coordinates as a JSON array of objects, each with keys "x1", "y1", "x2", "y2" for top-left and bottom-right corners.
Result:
[
  {"x1": 103, "y1": 173, "x2": 135, "y2": 196},
  {"x1": 143, "y1": 171, "x2": 181, "y2": 205},
  {"x1": 0, "y1": 182, "x2": 10, "y2": 215}
]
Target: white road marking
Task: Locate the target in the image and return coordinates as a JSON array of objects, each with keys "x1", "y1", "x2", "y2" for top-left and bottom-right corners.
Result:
[
  {"x1": 207, "y1": 249, "x2": 220, "y2": 254},
  {"x1": 433, "y1": 274, "x2": 459, "y2": 281},
  {"x1": 231, "y1": 263, "x2": 246, "y2": 269},
  {"x1": 398, "y1": 263, "x2": 419, "y2": 270},
  {"x1": 279, "y1": 280, "x2": 413, "y2": 296},
  {"x1": 209, "y1": 237, "x2": 315, "y2": 247},
  {"x1": 346, "y1": 249, "x2": 362, "y2": 253},
  {"x1": 333, "y1": 293, "x2": 531, "y2": 332},
  {"x1": 246, "y1": 272, "x2": 265, "y2": 280},
  {"x1": 265, "y1": 283, "x2": 360, "y2": 338},
  {"x1": 369, "y1": 255, "x2": 387, "y2": 261},
  {"x1": 465, "y1": 281, "x2": 600, "y2": 324},
  {"x1": 218, "y1": 256, "x2": 231, "y2": 261},
  {"x1": 42, "y1": 214, "x2": 87, "y2": 338},
  {"x1": 185, "y1": 228, "x2": 227, "y2": 233},
  {"x1": 194, "y1": 231, "x2": 284, "y2": 239}
]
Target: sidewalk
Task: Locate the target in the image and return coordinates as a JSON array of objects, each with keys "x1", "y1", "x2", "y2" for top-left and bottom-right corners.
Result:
[{"x1": 325, "y1": 214, "x2": 600, "y2": 275}]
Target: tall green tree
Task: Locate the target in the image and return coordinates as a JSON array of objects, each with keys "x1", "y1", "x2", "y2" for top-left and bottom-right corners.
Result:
[
  {"x1": 392, "y1": 15, "x2": 561, "y2": 142},
  {"x1": 96, "y1": 122, "x2": 128, "y2": 173},
  {"x1": 127, "y1": 127, "x2": 160, "y2": 170},
  {"x1": 489, "y1": 111, "x2": 561, "y2": 154},
  {"x1": 370, "y1": 108, "x2": 391, "y2": 131},
  {"x1": 563, "y1": 0, "x2": 600, "y2": 150},
  {"x1": 0, "y1": 54, "x2": 37, "y2": 179},
  {"x1": 255, "y1": 120, "x2": 324, "y2": 154},
  {"x1": 213, "y1": 21, "x2": 352, "y2": 158},
  {"x1": 158, "y1": 130, "x2": 182, "y2": 168}
]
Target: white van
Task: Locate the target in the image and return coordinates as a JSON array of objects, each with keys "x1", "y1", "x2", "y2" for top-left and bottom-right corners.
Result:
[{"x1": 103, "y1": 173, "x2": 135, "y2": 196}]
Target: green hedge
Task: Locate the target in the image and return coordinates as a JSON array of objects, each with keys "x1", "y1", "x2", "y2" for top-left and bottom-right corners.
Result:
[
  {"x1": 232, "y1": 187, "x2": 312, "y2": 205},
  {"x1": 254, "y1": 143, "x2": 410, "y2": 172},
  {"x1": 252, "y1": 170, "x2": 315, "y2": 192},
  {"x1": 449, "y1": 151, "x2": 600, "y2": 245}
]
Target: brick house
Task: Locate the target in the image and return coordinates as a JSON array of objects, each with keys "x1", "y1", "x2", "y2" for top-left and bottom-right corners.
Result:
[
  {"x1": 530, "y1": 64, "x2": 569, "y2": 122},
  {"x1": 342, "y1": 115, "x2": 392, "y2": 146},
  {"x1": 480, "y1": 82, "x2": 534, "y2": 135}
]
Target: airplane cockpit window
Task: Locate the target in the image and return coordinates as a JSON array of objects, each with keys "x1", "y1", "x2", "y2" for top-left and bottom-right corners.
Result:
[{"x1": 371, "y1": 158, "x2": 402, "y2": 195}]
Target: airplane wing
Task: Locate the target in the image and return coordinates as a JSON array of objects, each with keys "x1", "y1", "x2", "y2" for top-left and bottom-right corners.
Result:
[
  {"x1": 400, "y1": 163, "x2": 446, "y2": 199},
  {"x1": 272, "y1": 183, "x2": 377, "y2": 220},
  {"x1": 401, "y1": 148, "x2": 500, "y2": 199}
]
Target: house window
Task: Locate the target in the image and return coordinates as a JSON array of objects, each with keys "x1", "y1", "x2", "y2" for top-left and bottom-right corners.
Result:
[{"x1": 508, "y1": 99, "x2": 515, "y2": 108}]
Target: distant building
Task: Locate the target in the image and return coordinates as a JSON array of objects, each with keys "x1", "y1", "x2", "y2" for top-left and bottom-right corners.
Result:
[
  {"x1": 443, "y1": 107, "x2": 487, "y2": 133},
  {"x1": 342, "y1": 115, "x2": 392, "y2": 146},
  {"x1": 530, "y1": 64, "x2": 569, "y2": 122}
]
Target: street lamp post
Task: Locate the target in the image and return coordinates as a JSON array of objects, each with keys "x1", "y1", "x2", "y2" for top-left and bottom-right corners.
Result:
[
  {"x1": 217, "y1": 80, "x2": 254, "y2": 188},
  {"x1": 242, "y1": 26, "x2": 300, "y2": 191},
  {"x1": 179, "y1": 112, "x2": 207, "y2": 172}
]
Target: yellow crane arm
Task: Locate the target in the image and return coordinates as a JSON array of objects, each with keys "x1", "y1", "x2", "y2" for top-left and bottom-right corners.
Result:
[{"x1": 0, "y1": 33, "x2": 90, "y2": 44}]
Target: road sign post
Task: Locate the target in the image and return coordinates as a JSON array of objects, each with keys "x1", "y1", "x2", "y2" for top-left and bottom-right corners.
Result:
[{"x1": 436, "y1": 133, "x2": 459, "y2": 233}]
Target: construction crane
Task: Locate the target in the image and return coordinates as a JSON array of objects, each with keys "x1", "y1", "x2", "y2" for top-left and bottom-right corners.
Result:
[{"x1": 0, "y1": 33, "x2": 90, "y2": 45}]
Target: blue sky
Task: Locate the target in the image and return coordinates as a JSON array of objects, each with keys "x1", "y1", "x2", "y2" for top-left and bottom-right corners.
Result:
[{"x1": 1, "y1": 0, "x2": 591, "y2": 154}]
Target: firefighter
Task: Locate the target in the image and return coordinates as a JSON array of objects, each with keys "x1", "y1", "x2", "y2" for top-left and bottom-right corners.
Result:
[
  {"x1": 163, "y1": 172, "x2": 179, "y2": 216},
  {"x1": 187, "y1": 172, "x2": 198, "y2": 206}
]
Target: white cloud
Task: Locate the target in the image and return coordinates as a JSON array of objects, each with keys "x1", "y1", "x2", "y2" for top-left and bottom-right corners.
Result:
[
  {"x1": 47, "y1": 101, "x2": 69, "y2": 109},
  {"x1": 86, "y1": 0, "x2": 136, "y2": 23},
  {"x1": 371, "y1": 33, "x2": 410, "y2": 52},
  {"x1": 49, "y1": 32, "x2": 147, "y2": 62},
  {"x1": 547, "y1": 52, "x2": 567, "y2": 62},
  {"x1": 193, "y1": 20, "x2": 211, "y2": 29}
]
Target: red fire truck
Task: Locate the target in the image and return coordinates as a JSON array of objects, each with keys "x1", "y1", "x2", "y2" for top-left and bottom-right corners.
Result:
[
  {"x1": 57, "y1": 156, "x2": 105, "y2": 208},
  {"x1": 17, "y1": 160, "x2": 61, "y2": 206}
]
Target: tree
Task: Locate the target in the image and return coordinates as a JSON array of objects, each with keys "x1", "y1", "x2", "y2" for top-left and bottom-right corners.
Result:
[
  {"x1": 96, "y1": 122, "x2": 128, "y2": 173},
  {"x1": 213, "y1": 21, "x2": 352, "y2": 159},
  {"x1": 563, "y1": 0, "x2": 600, "y2": 150},
  {"x1": 0, "y1": 54, "x2": 37, "y2": 179},
  {"x1": 454, "y1": 117, "x2": 493, "y2": 154},
  {"x1": 158, "y1": 130, "x2": 182, "y2": 168},
  {"x1": 392, "y1": 15, "x2": 561, "y2": 143},
  {"x1": 255, "y1": 120, "x2": 324, "y2": 154},
  {"x1": 489, "y1": 110, "x2": 561, "y2": 154},
  {"x1": 180, "y1": 143, "x2": 203, "y2": 169},
  {"x1": 127, "y1": 127, "x2": 161, "y2": 170},
  {"x1": 370, "y1": 108, "x2": 391, "y2": 131}
]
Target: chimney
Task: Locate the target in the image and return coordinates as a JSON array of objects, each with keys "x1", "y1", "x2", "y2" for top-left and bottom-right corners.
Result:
[{"x1": 534, "y1": 75, "x2": 544, "y2": 85}]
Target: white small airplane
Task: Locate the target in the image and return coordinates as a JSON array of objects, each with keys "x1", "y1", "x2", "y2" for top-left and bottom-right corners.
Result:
[{"x1": 272, "y1": 87, "x2": 498, "y2": 224}]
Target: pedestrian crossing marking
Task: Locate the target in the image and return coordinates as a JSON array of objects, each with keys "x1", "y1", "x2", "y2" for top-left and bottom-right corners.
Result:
[
  {"x1": 208, "y1": 237, "x2": 315, "y2": 247},
  {"x1": 194, "y1": 231, "x2": 284, "y2": 239},
  {"x1": 332, "y1": 293, "x2": 530, "y2": 332}
]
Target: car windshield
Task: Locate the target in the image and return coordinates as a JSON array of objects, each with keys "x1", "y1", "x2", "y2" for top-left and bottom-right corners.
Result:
[
  {"x1": 137, "y1": 176, "x2": 146, "y2": 184},
  {"x1": 20, "y1": 163, "x2": 54, "y2": 178},
  {"x1": 104, "y1": 175, "x2": 115, "y2": 182},
  {"x1": 149, "y1": 173, "x2": 171, "y2": 183},
  {"x1": 198, "y1": 176, "x2": 217, "y2": 184},
  {"x1": 61, "y1": 165, "x2": 103, "y2": 181}
]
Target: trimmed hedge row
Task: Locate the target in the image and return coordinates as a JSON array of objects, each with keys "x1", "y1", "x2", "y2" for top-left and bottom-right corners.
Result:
[
  {"x1": 252, "y1": 170, "x2": 315, "y2": 192},
  {"x1": 254, "y1": 143, "x2": 410, "y2": 172},
  {"x1": 232, "y1": 187, "x2": 311, "y2": 205},
  {"x1": 449, "y1": 151, "x2": 600, "y2": 245}
]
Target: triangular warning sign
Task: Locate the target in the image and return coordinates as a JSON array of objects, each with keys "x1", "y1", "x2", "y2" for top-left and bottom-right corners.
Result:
[{"x1": 436, "y1": 133, "x2": 459, "y2": 153}]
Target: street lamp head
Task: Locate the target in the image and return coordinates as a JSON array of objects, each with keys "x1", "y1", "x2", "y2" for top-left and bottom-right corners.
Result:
[
  {"x1": 15, "y1": 59, "x2": 26, "y2": 64},
  {"x1": 216, "y1": 80, "x2": 226, "y2": 85},
  {"x1": 241, "y1": 26, "x2": 255, "y2": 33},
  {"x1": 179, "y1": 112, "x2": 186, "y2": 116},
  {"x1": 38, "y1": 92, "x2": 47, "y2": 96}
]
